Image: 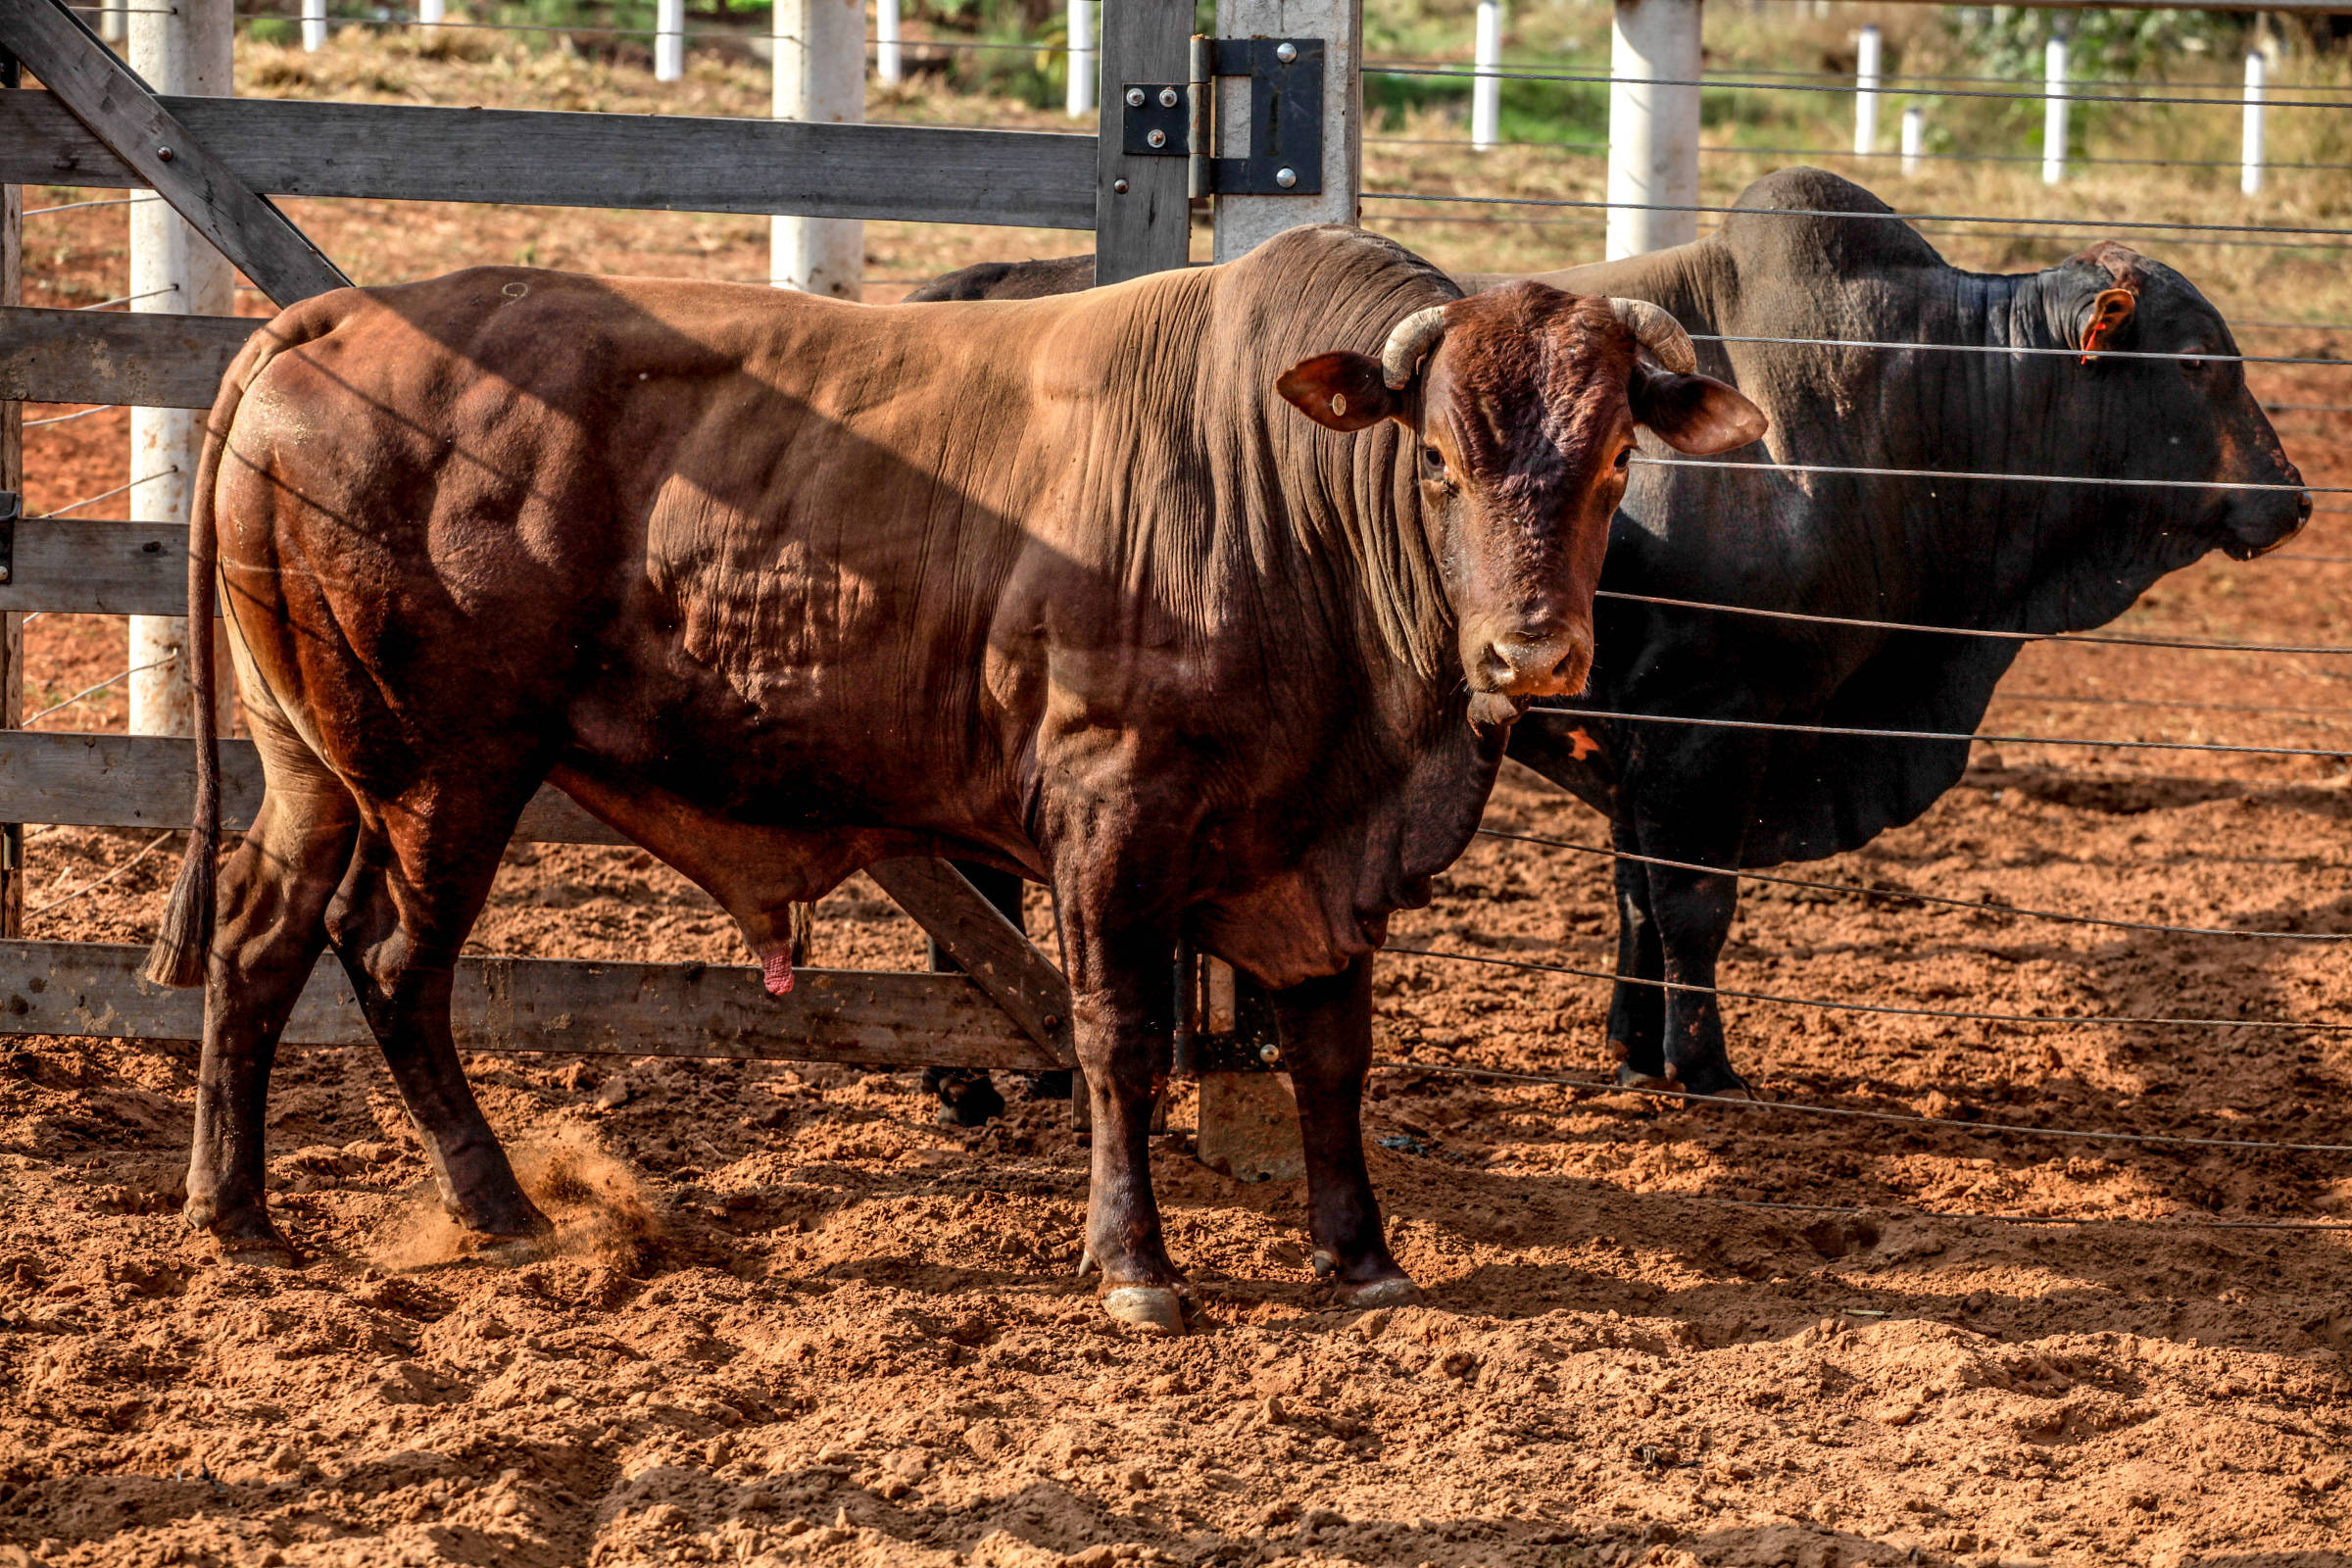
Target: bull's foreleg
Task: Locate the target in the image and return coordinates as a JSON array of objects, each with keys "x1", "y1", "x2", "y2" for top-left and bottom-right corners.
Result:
[
  {"x1": 1054, "y1": 893, "x2": 1190, "y2": 1332},
  {"x1": 1605, "y1": 814, "x2": 1667, "y2": 1080},
  {"x1": 184, "y1": 785, "x2": 360, "y2": 1262},
  {"x1": 328, "y1": 808, "x2": 552, "y2": 1248},
  {"x1": 1276, "y1": 956, "x2": 1420, "y2": 1307},
  {"x1": 1625, "y1": 733, "x2": 1763, "y2": 1097}
]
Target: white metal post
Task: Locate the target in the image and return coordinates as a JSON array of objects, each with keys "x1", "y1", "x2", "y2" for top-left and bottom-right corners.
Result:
[
  {"x1": 1472, "y1": 0, "x2": 1501, "y2": 150},
  {"x1": 301, "y1": 0, "x2": 326, "y2": 53},
  {"x1": 1852, "y1": 23, "x2": 1879, "y2": 158},
  {"x1": 1900, "y1": 104, "x2": 1923, "y2": 176},
  {"x1": 1066, "y1": 0, "x2": 1096, "y2": 119},
  {"x1": 1606, "y1": 0, "x2": 1700, "y2": 260},
  {"x1": 1210, "y1": 0, "x2": 1362, "y2": 263},
  {"x1": 129, "y1": 0, "x2": 233, "y2": 739},
  {"x1": 100, "y1": 0, "x2": 126, "y2": 45},
  {"x1": 876, "y1": 0, "x2": 902, "y2": 86},
  {"x1": 772, "y1": 0, "x2": 865, "y2": 299},
  {"x1": 656, "y1": 0, "x2": 685, "y2": 82},
  {"x1": 2041, "y1": 34, "x2": 2068, "y2": 185},
  {"x1": 2241, "y1": 50, "x2": 2265, "y2": 196},
  {"x1": 418, "y1": 0, "x2": 445, "y2": 24}
]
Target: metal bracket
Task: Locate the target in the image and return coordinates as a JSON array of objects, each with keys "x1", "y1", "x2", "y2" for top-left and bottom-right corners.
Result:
[
  {"x1": 1118, "y1": 35, "x2": 1324, "y2": 200},
  {"x1": 0, "y1": 492, "x2": 18, "y2": 588},
  {"x1": 1171, "y1": 946, "x2": 1282, "y2": 1076}
]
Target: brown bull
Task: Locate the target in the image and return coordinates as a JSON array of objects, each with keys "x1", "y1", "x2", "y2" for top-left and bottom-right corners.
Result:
[{"x1": 148, "y1": 224, "x2": 1762, "y2": 1329}]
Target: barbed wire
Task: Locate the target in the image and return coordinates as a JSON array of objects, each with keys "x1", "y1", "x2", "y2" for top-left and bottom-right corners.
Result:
[
  {"x1": 1370, "y1": 1057, "x2": 2352, "y2": 1155},
  {"x1": 1367, "y1": 133, "x2": 2352, "y2": 178},
  {"x1": 22, "y1": 195, "x2": 155, "y2": 219},
  {"x1": 1365, "y1": 61, "x2": 2352, "y2": 113},
  {"x1": 74, "y1": 285, "x2": 179, "y2": 312},
  {"x1": 1471, "y1": 826, "x2": 2351, "y2": 942},
  {"x1": 26, "y1": 833, "x2": 174, "y2": 919},
  {"x1": 1386, "y1": 943, "x2": 2352, "y2": 1036},
  {"x1": 1573, "y1": 705, "x2": 2352, "y2": 760},
  {"x1": 23, "y1": 655, "x2": 175, "y2": 728},
  {"x1": 1628, "y1": 453, "x2": 2331, "y2": 493},
  {"x1": 1365, "y1": 53, "x2": 2352, "y2": 98},
  {"x1": 1364, "y1": 189, "x2": 2352, "y2": 246},
  {"x1": 23, "y1": 405, "x2": 121, "y2": 428},
  {"x1": 1378, "y1": 211, "x2": 2352, "y2": 252},
  {"x1": 1994, "y1": 689, "x2": 2352, "y2": 724},
  {"x1": 39, "y1": 467, "x2": 177, "y2": 519},
  {"x1": 1588, "y1": 590, "x2": 2352, "y2": 657}
]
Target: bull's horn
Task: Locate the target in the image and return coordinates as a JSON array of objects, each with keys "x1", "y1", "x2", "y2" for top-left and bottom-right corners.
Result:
[
  {"x1": 1382, "y1": 306, "x2": 1450, "y2": 390},
  {"x1": 1608, "y1": 297, "x2": 1697, "y2": 374}
]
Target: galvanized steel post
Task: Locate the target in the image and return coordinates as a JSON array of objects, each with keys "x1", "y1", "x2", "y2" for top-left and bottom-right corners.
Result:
[{"x1": 1606, "y1": 0, "x2": 1700, "y2": 260}]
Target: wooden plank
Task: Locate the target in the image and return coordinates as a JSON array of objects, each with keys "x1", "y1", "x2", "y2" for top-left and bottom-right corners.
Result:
[
  {"x1": 0, "y1": 305, "x2": 253, "y2": 410},
  {"x1": 0, "y1": 516, "x2": 188, "y2": 615},
  {"x1": 866, "y1": 857, "x2": 1073, "y2": 1064},
  {"x1": 0, "y1": 940, "x2": 1061, "y2": 1068},
  {"x1": 2, "y1": 44, "x2": 21, "y2": 939},
  {"x1": 0, "y1": 89, "x2": 1100, "y2": 230},
  {"x1": 0, "y1": 730, "x2": 620, "y2": 843},
  {"x1": 0, "y1": 2, "x2": 346, "y2": 306},
  {"x1": 1091, "y1": 0, "x2": 1192, "y2": 283}
]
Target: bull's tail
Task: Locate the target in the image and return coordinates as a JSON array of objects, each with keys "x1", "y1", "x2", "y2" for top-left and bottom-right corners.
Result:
[{"x1": 142, "y1": 351, "x2": 246, "y2": 989}]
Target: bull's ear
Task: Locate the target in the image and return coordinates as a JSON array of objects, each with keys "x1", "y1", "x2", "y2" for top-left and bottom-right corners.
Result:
[
  {"x1": 2077, "y1": 286, "x2": 2137, "y2": 364},
  {"x1": 1277, "y1": 352, "x2": 1400, "y2": 432},
  {"x1": 1630, "y1": 367, "x2": 1767, "y2": 456}
]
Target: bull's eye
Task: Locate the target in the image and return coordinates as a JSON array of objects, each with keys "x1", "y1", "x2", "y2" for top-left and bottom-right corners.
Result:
[
  {"x1": 1613, "y1": 445, "x2": 1634, "y2": 470},
  {"x1": 1422, "y1": 446, "x2": 1446, "y2": 475}
]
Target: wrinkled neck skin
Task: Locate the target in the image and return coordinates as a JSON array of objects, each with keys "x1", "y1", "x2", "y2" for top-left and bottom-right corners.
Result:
[{"x1": 1109, "y1": 241, "x2": 1505, "y2": 982}]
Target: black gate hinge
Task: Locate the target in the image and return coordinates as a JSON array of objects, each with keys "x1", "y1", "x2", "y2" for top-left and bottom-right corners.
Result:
[
  {"x1": 1119, "y1": 35, "x2": 1325, "y2": 199},
  {"x1": 0, "y1": 491, "x2": 18, "y2": 589}
]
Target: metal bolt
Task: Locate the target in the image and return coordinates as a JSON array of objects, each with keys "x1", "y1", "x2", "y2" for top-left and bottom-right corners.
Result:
[
  {"x1": 1125, "y1": 87, "x2": 1146, "y2": 108},
  {"x1": 1258, "y1": 1042, "x2": 1281, "y2": 1065},
  {"x1": 1113, "y1": 178, "x2": 1130, "y2": 194},
  {"x1": 1276, "y1": 41, "x2": 1297, "y2": 64},
  {"x1": 1158, "y1": 86, "x2": 1179, "y2": 109},
  {"x1": 156, "y1": 146, "x2": 172, "y2": 162},
  {"x1": 1274, "y1": 167, "x2": 1298, "y2": 188},
  {"x1": 1042, "y1": 1013, "x2": 1060, "y2": 1030},
  {"x1": 1147, "y1": 128, "x2": 1166, "y2": 149},
  {"x1": 0, "y1": 567, "x2": 10, "y2": 583}
]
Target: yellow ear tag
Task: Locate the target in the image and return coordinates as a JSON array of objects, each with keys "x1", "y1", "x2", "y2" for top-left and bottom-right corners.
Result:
[{"x1": 1331, "y1": 393, "x2": 1348, "y2": 417}]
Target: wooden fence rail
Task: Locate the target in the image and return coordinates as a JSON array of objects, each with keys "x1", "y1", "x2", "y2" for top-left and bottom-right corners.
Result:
[
  {"x1": 0, "y1": 940, "x2": 1060, "y2": 1068},
  {"x1": 0, "y1": 90, "x2": 1099, "y2": 230}
]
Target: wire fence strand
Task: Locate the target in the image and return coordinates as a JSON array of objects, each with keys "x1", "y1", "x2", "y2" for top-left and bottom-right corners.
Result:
[
  {"x1": 23, "y1": 656, "x2": 176, "y2": 729},
  {"x1": 1385, "y1": 943, "x2": 2352, "y2": 1036},
  {"x1": 38, "y1": 468, "x2": 177, "y2": 519},
  {"x1": 1471, "y1": 826, "x2": 2351, "y2": 942},
  {"x1": 1590, "y1": 590, "x2": 2352, "y2": 657}
]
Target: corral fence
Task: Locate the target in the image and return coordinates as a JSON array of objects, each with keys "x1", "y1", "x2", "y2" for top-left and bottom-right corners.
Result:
[{"x1": 5, "y1": 0, "x2": 2352, "y2": 1210}]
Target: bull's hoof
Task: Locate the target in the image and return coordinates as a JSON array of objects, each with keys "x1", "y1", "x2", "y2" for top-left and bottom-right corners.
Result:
[
  {"x1": 189, "y1": 1201, "x2": 304, "y2": 1268},
  {"x1": 1336, "y1": 1275, "x2": 1423, "y2": 1310},
  {"x1": 463, "y1": 1230, "x2": 556, "y2": 1266},
  {"x1": 1102, "y1": 1285, "x2": 1192, "y2": 1336},
  {"x1": 214, "y1": 1233, "x2": 305, "y2": 1269},
  {"x1": 1664, "y1": 1063, "x2": 1752, "y2": 1100},
  {"x1": 1615, "y1": 1061, "x2": 1671, "y2": 1091}
]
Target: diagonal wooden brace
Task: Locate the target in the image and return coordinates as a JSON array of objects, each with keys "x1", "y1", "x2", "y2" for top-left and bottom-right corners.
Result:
[
  {"x1": 0, "y1": 0, "x2": 346, "y2": 306},
  {"x1": 866, "y1": 858, "x2": 1075, "y2": 1067}
]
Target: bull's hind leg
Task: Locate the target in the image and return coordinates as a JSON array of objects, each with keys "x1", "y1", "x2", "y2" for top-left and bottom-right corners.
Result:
[
  {"x1": 1278, "y1": 956, "x2": 1419, "y2": 1307},
  {"x1": 185, "y1": 725, "x2": 362, "y2": 1262},
  {"x1": 327, "y1": 777, "x2": 552, "y2": 1246}
]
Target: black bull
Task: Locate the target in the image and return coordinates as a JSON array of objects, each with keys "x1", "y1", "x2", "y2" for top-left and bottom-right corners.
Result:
[{"x1": 910, "y1": 169, "x2": 2311, "y2": 1098}]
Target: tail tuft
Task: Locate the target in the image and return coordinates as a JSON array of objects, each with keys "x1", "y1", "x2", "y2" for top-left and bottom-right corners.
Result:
[{"x1": 141, "y1": 828, "x2": 216, "y2": 989}]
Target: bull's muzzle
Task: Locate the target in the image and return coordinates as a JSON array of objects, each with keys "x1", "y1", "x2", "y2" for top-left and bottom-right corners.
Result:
[{"x1": 1477, "y1": 626, "x2": 1594, "y2": 699}]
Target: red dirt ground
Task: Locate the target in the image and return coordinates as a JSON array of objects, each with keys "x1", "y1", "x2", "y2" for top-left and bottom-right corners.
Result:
[{"x1": 8, "y1": 74, "x2": 2352, "y2": 1568}]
